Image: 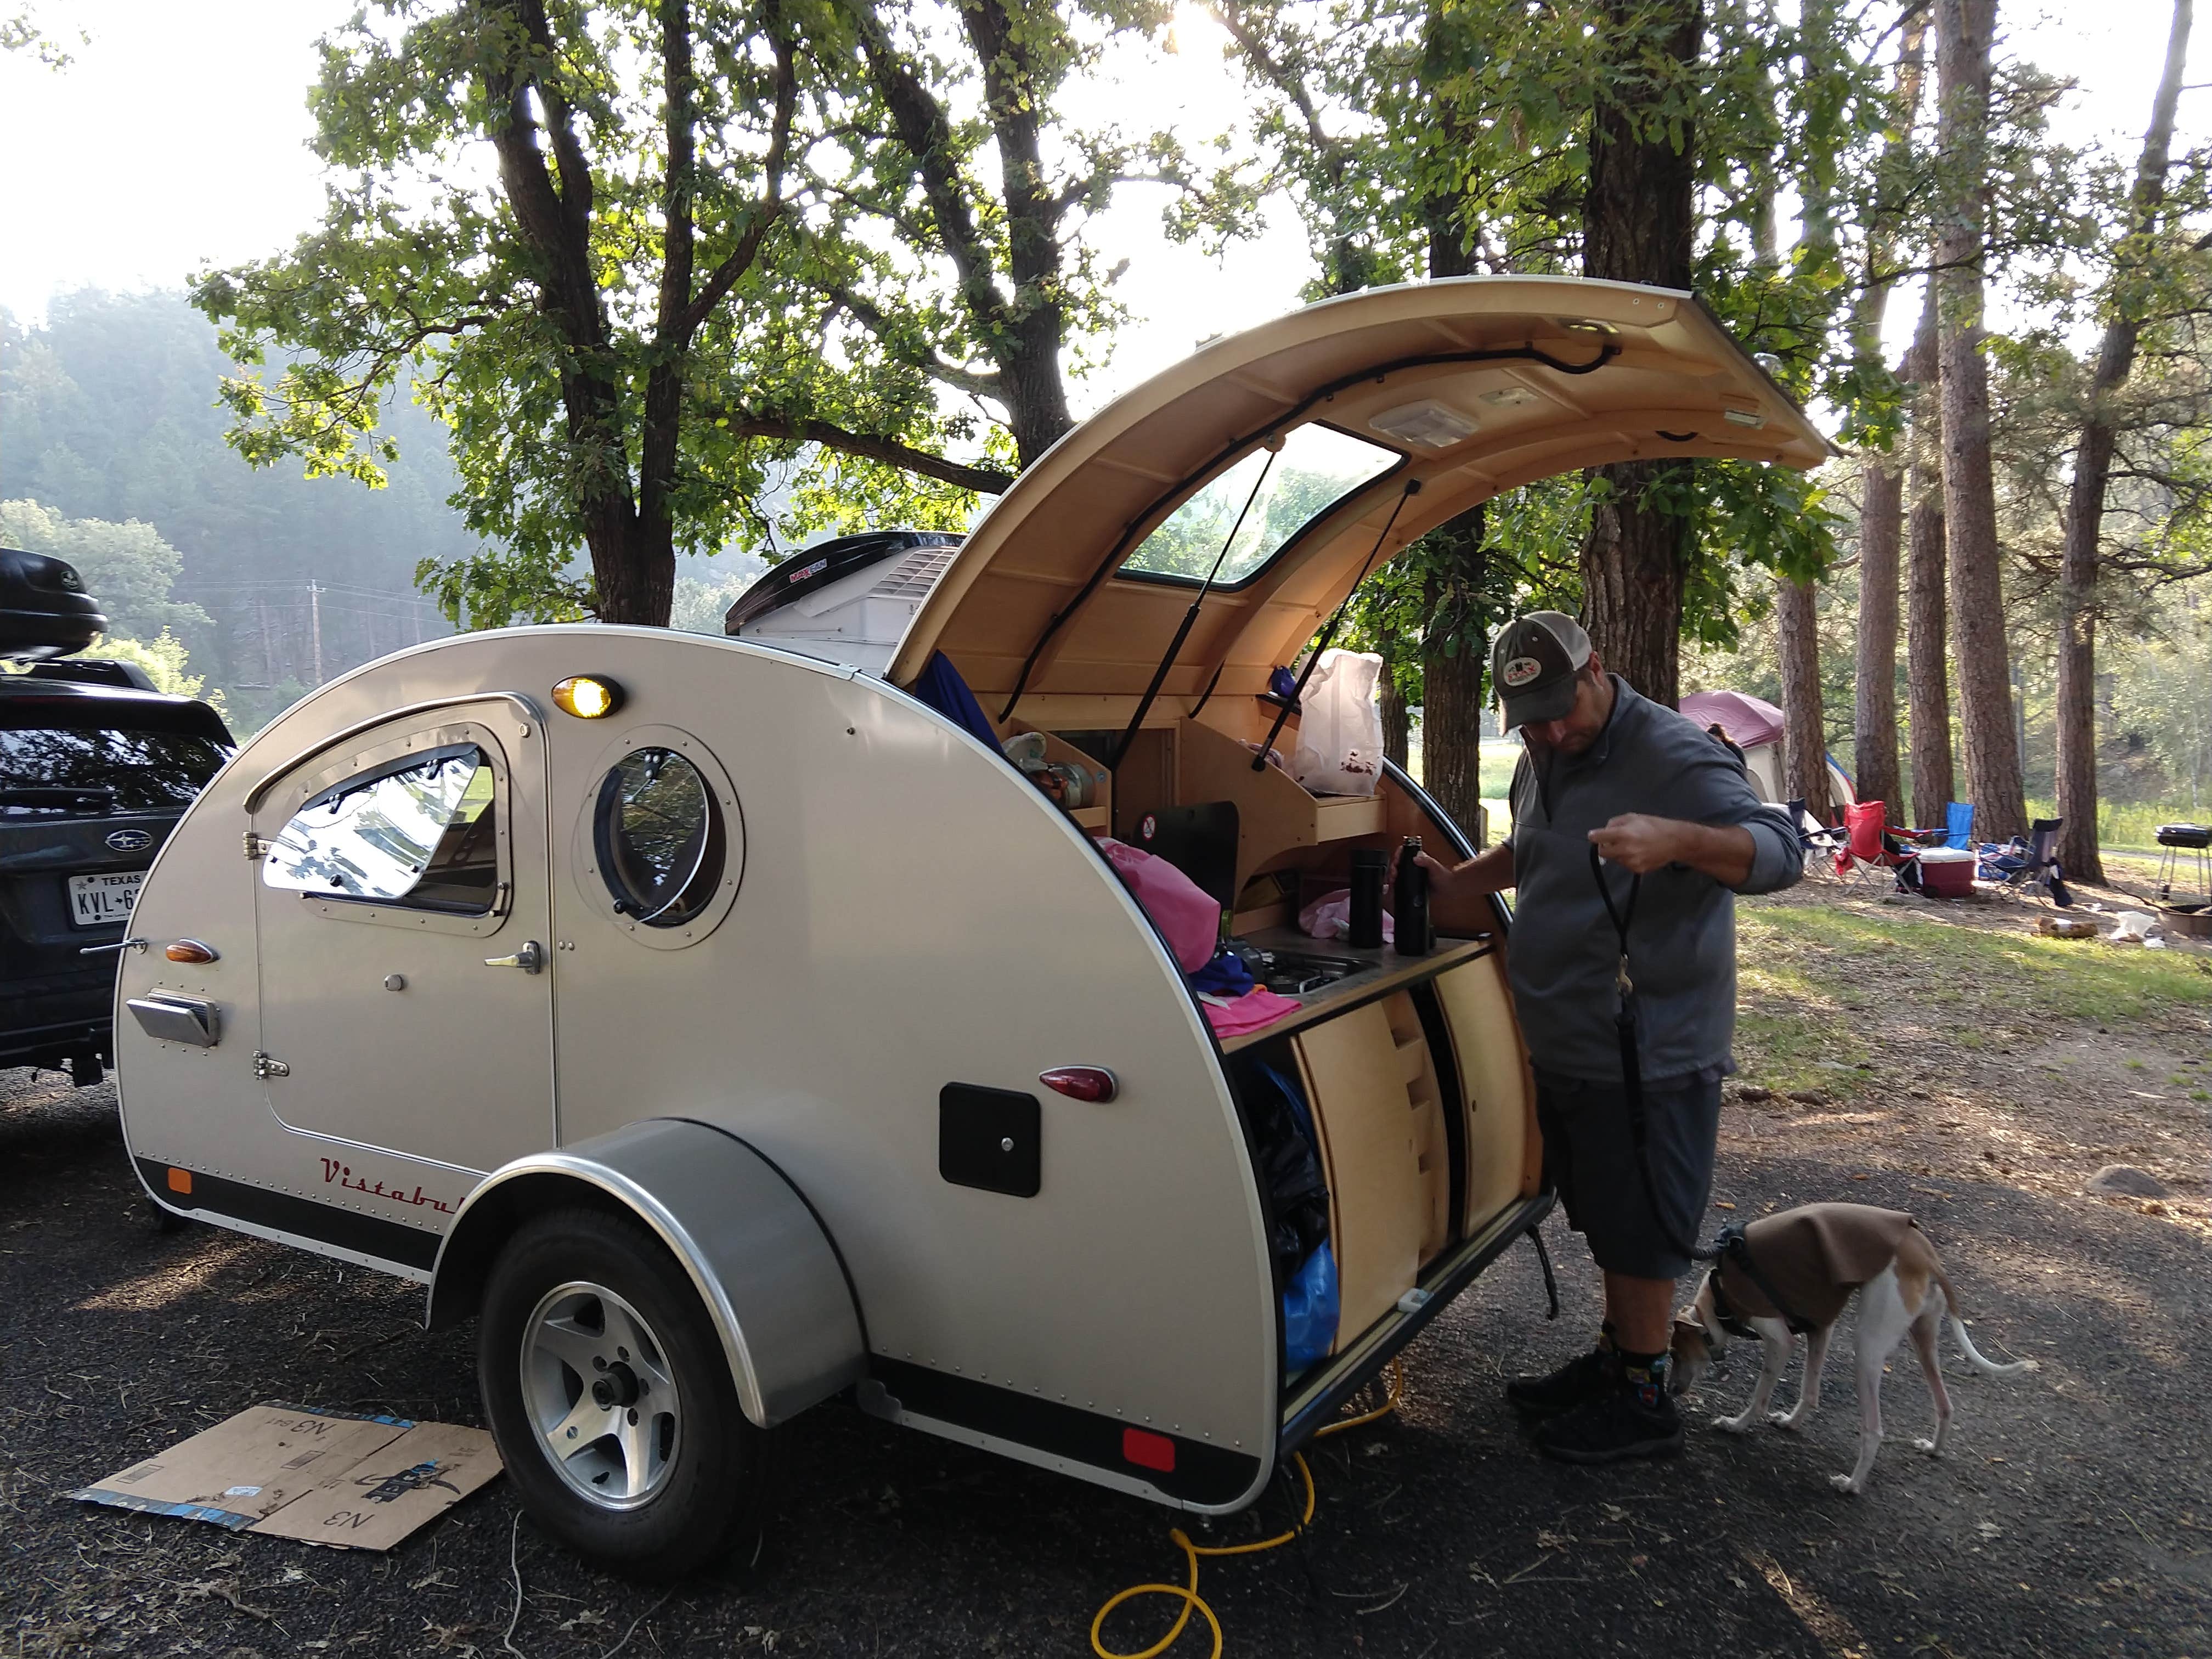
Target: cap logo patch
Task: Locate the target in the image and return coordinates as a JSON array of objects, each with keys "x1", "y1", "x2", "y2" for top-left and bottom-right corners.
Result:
[{"x1": 1501, "y1": 654, "x2": 1545, "y2": 689}]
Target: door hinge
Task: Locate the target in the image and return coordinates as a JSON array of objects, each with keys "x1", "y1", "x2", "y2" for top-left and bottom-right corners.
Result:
[
  {"x1": 252, "y1": 1050, "x2": 290, "y2": 1080},
  {"x1": 242, "y1": 831, "x2": 272, "y2": 861}
]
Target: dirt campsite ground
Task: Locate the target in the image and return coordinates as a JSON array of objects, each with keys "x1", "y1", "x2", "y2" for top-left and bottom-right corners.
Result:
[{"x1": 4, "y1": 871, "x2": 2209, "y2": 1658}]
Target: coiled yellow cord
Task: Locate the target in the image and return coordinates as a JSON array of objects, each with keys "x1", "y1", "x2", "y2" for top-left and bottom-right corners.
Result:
[{"x1": 1089, "y1": 1361, "x2": 1403, "y2": 1659}]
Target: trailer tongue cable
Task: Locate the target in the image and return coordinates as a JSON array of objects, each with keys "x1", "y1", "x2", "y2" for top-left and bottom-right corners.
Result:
[{"x1": 1089, "y1": 1359, "x2": 1404, "y2": 1659}]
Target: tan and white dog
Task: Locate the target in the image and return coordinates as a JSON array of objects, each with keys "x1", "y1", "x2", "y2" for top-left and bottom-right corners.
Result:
[{"x1": 1669, "y1": 1203, "x2": 2034, "y2": 1494}]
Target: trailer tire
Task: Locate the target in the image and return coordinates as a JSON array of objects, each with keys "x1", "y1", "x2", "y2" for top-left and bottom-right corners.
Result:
[{"x1": 478, "y1": 1206, "x2": 763, "y2": 1579}]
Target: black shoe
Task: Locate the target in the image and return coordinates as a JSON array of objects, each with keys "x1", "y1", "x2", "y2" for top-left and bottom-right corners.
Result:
[
  {"x1": 1505, "y1": 1344, "x2": 1619, "y2": 1419},
  {"x1": 1533, "y1": 1379, "x2": 1685, "y2": 1465}
]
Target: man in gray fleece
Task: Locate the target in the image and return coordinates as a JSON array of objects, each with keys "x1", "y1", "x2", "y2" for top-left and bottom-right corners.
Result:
[{"x1": 1419, "y1": 611, "x2": 1801, "y2": 1464}]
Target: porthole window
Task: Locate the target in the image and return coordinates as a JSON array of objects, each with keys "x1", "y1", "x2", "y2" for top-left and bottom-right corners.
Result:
[{"x1": 593, "y1": 747, "x2": 724, "y2": 926}]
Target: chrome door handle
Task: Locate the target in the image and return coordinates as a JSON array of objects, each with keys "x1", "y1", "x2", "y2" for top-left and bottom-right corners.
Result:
[{"x1": 484, "y1": 940, "x2": 545, "y2": 974}]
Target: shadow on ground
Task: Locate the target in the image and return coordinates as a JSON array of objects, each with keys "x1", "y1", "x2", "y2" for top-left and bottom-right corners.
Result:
[{"x1": 3, "y1": 1069, "x2": 2207, "y2": 1658}]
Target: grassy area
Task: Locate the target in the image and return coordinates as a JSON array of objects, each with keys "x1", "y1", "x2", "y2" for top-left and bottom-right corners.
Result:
[
  {"x1": 2026, "y1": 797, "x2": 2210, "y2": 851},
  {"x1": 1732, "y1": 899, "x2": 2212, "y2": 1097}
]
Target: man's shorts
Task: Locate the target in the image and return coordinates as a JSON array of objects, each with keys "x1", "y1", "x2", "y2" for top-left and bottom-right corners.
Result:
[{"x1": 1533, "y1": 1068, "x2": 1724, "y2": 1280}]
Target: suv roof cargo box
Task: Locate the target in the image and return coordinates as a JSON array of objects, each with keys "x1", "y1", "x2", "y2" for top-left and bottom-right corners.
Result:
[{"x1": 1, "y1": 547, "x2": 108, "y2": 662}]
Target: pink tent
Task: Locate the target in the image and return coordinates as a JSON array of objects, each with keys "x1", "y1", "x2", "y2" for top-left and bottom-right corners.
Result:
[
  {"x1": 1679, "y1": 689, "x2": 1784, "y2": 749},
  {"x1": 1678, "y1": 689, "x2": 1855, "y2": 811}
]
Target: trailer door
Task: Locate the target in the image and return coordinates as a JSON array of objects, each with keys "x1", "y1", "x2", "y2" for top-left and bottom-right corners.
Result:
[{"x1": 248, "y1": 702, "x2": 555, "y2": 1174}]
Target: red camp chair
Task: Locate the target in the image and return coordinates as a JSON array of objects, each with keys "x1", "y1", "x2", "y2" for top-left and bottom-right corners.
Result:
[{"x1": 1836, "y1": 800, "x2": 1919, "y2": 891}]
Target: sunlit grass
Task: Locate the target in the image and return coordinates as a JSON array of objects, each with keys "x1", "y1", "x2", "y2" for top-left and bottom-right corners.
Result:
[
  {"x1": 1742, "y1": 901, "x2": 2211, "y2": 1025},
  {"x1": 1727, "y1": 899, "x2": 2212, "y2": 1096}
]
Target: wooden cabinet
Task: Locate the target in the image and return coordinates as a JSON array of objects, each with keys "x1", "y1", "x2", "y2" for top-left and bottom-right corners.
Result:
[
  {"x1": 1432, "y1": 954, "x2": 1542, "y2": 1233},
  {"x1": 1291, "y1": 1005, "x2": 1420, "y2": 1351}
]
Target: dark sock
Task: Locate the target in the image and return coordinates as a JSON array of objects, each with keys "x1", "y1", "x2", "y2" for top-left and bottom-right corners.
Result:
[{"x1": 1618, "y1": 1347, "x2": 1671, "y2": 1408}]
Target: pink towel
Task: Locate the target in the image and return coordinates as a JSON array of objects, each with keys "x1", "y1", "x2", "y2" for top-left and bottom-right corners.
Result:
[
  {"x1": 1201, "y1": 987, "x2": 1303, "y2": 1037},
  {"x1": 1099, "y1": 838, "x2": 1222, "y2": 973}
]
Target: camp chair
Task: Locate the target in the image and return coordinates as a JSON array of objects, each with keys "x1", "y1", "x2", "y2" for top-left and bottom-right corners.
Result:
[
  {"x1": 1943, "y1": 802, "x2": 1976, "y2": 850},
  {"x1": 2012, "y1": 818, "x2": 2070, "y2": 905},
  {"x1": 1900, "y1": 800, "x2": 1971, "y2": 850},
  {"x1": 1786, "y1": 797, "x2": 1849, "y2": 877},
  {"x1": 1977, "y1": 819, "x2": 2070, "y2": 905},
  {"x1": 1837, "y1": 800, "x2": 1918, "y2": 892}
]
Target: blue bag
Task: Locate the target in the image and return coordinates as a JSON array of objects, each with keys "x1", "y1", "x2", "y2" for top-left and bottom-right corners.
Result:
[{"x1": 1283, "y1": 1242, "x2": 1339, "y2": 1372}]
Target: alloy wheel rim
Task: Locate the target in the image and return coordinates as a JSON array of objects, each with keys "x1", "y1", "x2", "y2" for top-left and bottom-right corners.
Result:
[{"x1": 520, "y1": 1280, "x2": 681, "y2": 1510}]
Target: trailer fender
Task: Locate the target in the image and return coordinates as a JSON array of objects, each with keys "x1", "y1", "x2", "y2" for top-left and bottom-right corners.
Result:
[{"x1": 426, "y1": 1118, "x2": 865, "y2": 1428}]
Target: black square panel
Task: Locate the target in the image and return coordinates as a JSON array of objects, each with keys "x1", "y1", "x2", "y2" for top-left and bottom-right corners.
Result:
[{"x1": 939, "y1": 1084, "x2": 1041, "y2": 1198}]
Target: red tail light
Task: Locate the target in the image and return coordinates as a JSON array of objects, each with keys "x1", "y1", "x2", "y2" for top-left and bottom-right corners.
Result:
[
  {"x1": 1122, "y1": 1427, "x2": 1175, "y2": 1471},
  {"x1": 1039, "y1": 1066, "x2": 1117, "y2": 1102}
]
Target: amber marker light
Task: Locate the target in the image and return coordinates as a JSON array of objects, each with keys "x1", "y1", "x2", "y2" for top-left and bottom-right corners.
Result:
[
  {"x1": 165, "y1": 940, "x2": 218, "y2": 963},
  {"x1": 552, "y1": 675, "x2": 624, "y2": 719}
]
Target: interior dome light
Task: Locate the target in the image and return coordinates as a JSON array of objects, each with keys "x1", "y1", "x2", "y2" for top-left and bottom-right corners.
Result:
[
  {"x1": 1369, "y1": 400, "x2": 1481, "y2": 450},
  {"x1": 552, "y1": 675, "x2": 625, "y2": 719}
]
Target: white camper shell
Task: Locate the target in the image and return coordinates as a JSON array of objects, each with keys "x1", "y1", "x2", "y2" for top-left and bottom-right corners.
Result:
[{"x1": 115, "y1": 278, "x2": 1826, "y2": 1575}]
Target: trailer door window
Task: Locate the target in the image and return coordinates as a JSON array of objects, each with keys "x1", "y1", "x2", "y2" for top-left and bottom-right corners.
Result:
[
  {"x1": 263, "y1": 743, "x2": 500, "y2": 914},
  {"x1": 592, "y1": 747, "x2": 724, "y2": 926}
]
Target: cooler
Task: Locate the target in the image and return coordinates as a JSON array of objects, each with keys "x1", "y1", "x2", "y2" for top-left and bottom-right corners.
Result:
[{"x1": 1917, "y1": 847, "x2": 1976, "y2": 899}]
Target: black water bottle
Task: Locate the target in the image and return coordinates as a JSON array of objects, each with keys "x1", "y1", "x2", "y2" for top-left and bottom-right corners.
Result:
[
  {"x1": 1347, "y1": 848, "x2": 1387, "y2": 948},
  {"x1": 1393, "y1": 836, "x2": 1431, "y2": 956}
]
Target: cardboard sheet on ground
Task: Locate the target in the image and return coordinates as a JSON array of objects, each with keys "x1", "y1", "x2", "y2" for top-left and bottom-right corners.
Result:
[{"x1": 70, "y1": 1402, "x2": 501, "y2": 1550}]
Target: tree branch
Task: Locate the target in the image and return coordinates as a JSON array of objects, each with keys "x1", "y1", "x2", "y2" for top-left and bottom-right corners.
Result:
[
  {"x1": 718, "y1": 408, "x2": 1013, "y2": 493},
  {"x1": 676, "y1": 7, "x2": 798, "y2": 338}
]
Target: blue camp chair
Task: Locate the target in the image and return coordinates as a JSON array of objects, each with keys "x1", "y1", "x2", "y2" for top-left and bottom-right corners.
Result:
[
  {"x1": 1944, "y1": 802, "x2": 1975, "y2": 850},
  {"x1": 1905, "y1": 800, "x2": 1973, "y2": 849}
]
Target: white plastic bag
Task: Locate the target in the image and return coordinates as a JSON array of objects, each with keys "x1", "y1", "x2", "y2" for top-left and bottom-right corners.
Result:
[{"x1": 1291, "y1": 649, "x2": 1385, "y2": 797}]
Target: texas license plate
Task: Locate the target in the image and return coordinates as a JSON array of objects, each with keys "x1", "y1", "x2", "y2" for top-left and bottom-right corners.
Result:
[{"x1": 68, "y1": 871, "x2": 144, "y2": 927}]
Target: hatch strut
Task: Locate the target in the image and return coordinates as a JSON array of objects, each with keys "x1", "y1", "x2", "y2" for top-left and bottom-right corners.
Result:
[
  {"x1": 1252, "y1": 478, "x2": 1423, "y2": 771},
  {"x1": 1109, "y1": 441, "x2": 1283, "y2": 774},
  {"x1": 994, "y1": 340, "x2": 1617, "y2": 725}
]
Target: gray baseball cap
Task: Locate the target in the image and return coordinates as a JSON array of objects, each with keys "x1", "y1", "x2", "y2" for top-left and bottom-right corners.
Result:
[{"x1": 1491, "y1": 611, "x2": 1593, "y2": 730}]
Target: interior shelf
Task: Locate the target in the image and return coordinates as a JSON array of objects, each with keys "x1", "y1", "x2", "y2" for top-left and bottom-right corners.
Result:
[{"x1": 1177, "y1": 718, "x2": 1386, "y2": 891}]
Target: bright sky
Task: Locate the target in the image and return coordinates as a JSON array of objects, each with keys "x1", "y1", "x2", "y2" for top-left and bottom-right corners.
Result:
[{"x1": 0, "y1": 0, "x2": 2199, "y2": 414}]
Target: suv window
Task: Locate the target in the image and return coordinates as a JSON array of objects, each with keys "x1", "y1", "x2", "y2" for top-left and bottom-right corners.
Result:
[
  {"x1": 0, "y1": 727, "x2": 229, "y2": 815},
  {"x1": 263, "y1": 743, "x2": 500, "y2": 913}
]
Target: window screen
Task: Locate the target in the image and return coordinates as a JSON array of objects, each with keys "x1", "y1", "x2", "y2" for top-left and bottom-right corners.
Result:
[
  {"x1": 263, "y1": 743, "x2": 500, "y2": 914},
  {"x1": 1117, "y1": 424, "x2": 1401, "y2": 587}
]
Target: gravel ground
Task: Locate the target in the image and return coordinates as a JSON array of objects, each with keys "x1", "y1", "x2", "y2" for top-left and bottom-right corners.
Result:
[{"x1": 4, "y1": 888, "x2": 2209, "y2": 1658}]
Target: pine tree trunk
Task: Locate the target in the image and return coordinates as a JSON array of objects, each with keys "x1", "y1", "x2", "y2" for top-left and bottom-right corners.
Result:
[
  {"x1": 1854, "y1": 458, "x2": 1904, "y2": 816},
  {"x1": 1776, "y1": 577, "x2": 1831, "y2": 821},
  {"x1": 1934, "y1": 0, "x2": 2027, "y2": 843},
  {"x1": 1579, "y1": 0, "x2": 1701, "y2": 708},
  {"x1": 1904, "y1": 288, "x2": 1954, "y2": 827},
  {"x1": 1420, "y1": 507, "x2": 1487, "y2": 842},
  {"x1": 2056, "y1": 0, "x2": 2191, "y2": 885}
]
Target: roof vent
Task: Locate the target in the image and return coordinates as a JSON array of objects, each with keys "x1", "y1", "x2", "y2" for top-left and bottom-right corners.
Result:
[{"x1": 1368, "y1": 400, "x2": 1480, "y2": 450}]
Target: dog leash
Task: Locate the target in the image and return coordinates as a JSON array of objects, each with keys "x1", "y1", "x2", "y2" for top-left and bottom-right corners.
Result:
[
  {"x1": 1589, "y1": 846, "x2": 1703, "y2": 1266},
  {"x1": 1588, "y1": 847, "x2": 1816, "y2": 1334}
]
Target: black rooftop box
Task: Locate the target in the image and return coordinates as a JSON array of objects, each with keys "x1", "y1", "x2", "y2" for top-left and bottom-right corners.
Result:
[{"x1": 1, "y1": 546, "x2": 108, "y2": 661}]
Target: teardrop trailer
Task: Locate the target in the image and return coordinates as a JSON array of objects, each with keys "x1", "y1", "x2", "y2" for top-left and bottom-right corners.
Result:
[{"x1": 112, "y1": 276, "x2": 1828, "y2": 1575}]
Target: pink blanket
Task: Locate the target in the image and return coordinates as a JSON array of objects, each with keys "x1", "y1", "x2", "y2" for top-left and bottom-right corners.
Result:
[{"x1": 1201, "y1": 987, "x2": 1303, "y2": 1038}]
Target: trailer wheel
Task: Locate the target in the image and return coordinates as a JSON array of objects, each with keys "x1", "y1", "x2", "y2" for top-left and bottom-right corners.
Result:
[{"x1": 478, "y1": 1207, "x2": 762, "y2": 1579}]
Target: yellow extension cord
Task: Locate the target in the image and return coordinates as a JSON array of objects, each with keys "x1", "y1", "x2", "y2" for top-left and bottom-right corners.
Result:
[{"x1": 1089, "y1": 1360, "x2": 1404, "y2": 1659}]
